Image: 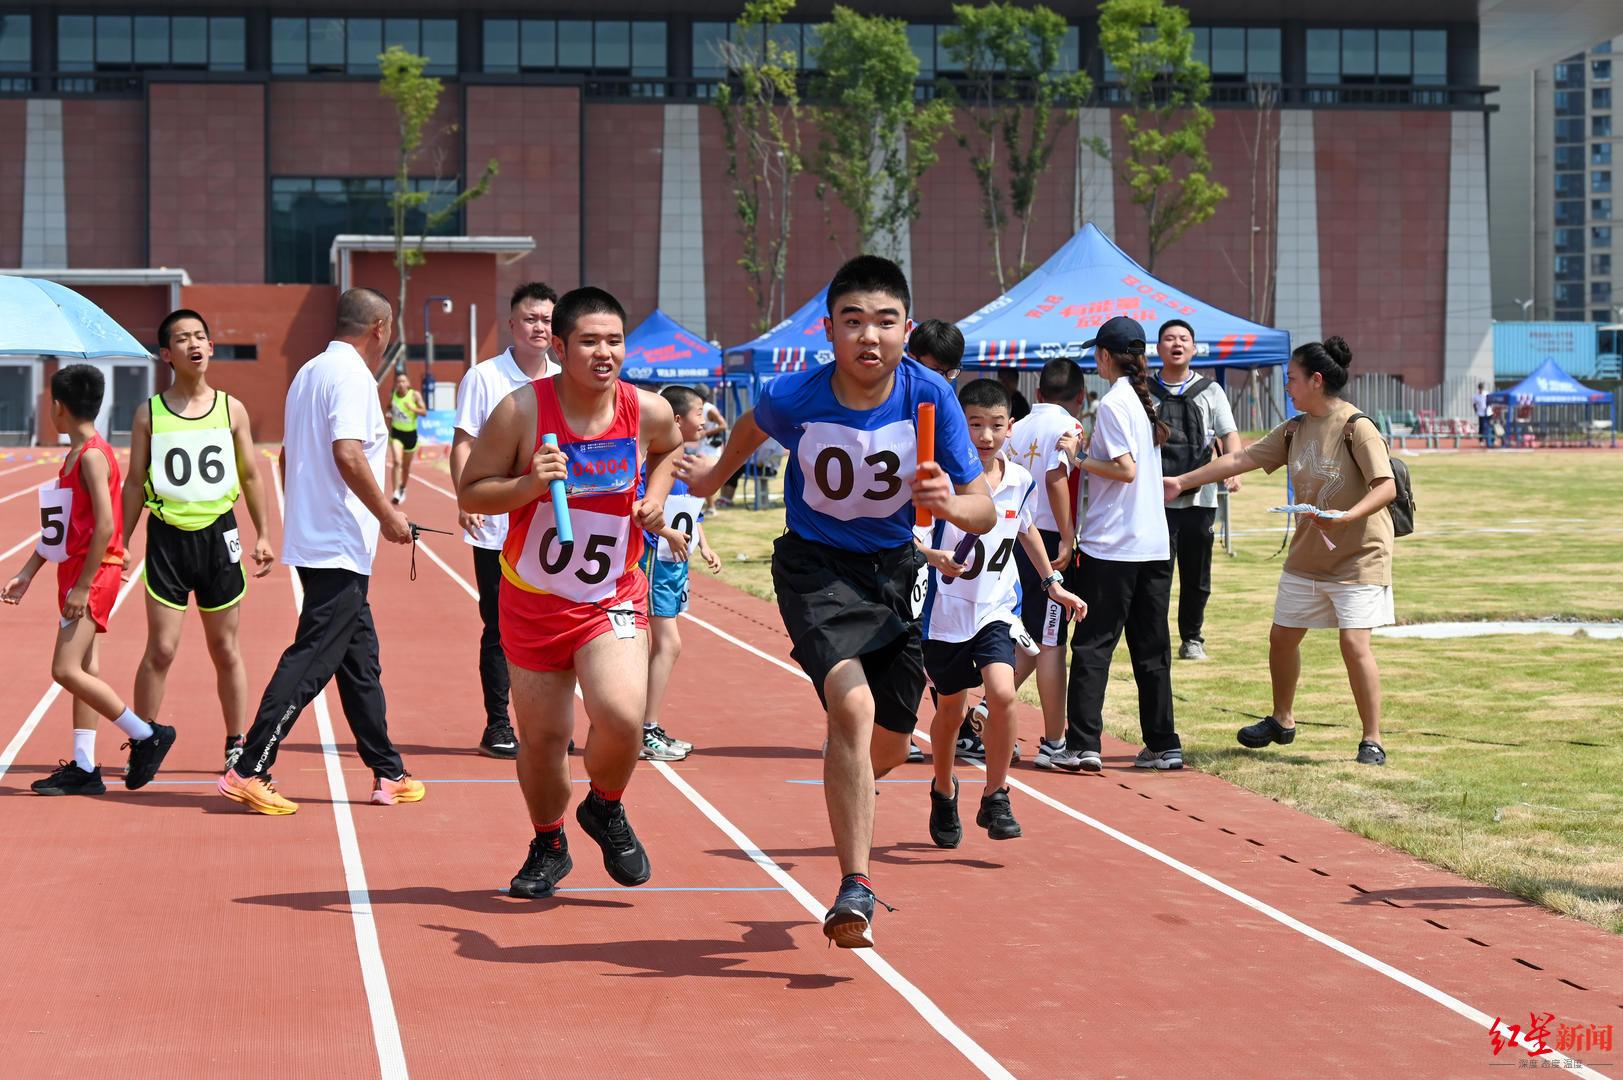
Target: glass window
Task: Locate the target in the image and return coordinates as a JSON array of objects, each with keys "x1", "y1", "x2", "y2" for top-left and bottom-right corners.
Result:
[
  {"x1": 208, "y1": 18, "x2": 243, "y2": 70},
  {"x1": 1555, "y1": 60, "x2": 1584, "y2": 88},
  {"x1": 58, "y1": 14, "x2": 244, "y2": 74},
  {"x1": 272, "y1": 18, "x2": 306, "y2": 73},
  {"x1": 1597, "y1": 42, "x2": 1614, "y2": 55},
  {"x1": 271, "y1": 177, "x2": 464, "y2": 285},
  {"x1": 0, "y1": 13, "x2": 29, "y2": 75},
  {"x1": 308, "y1": 18, "x2": 344, "y2": 73},
  {"x1": 1557, "y1": 118, "x2": 1585, "y2": 143},
  {"x1": 595, "y1": 21, "x2": 629, "y2": 72},
  {"x1": 421, "y1": 20, "x2": 456, "y2": 75},
  {"x1": 908, "y1": 25, "x2": 935, "y2": 79},
  {"x1": 692, "y1": 22, "x2": 727, "y2": 78},
  {"x1": 1377, "y1": 29, "x2": 1410, "y2": 76},
  {"x1": 1556, "y1": 283, "x2": 1584, "y2": 307},
  {"x1": 96, "y1": 16, "x2": 132, "y2": 65},
  {"x1": 1595, "y1": 59, "x2": 1613, "y2": 83},
  {"x1": 1341, "y1": 29, "x2": 1375, "y2": 77},
  {"x1": 1555, "y1": 227, "x2": 1584, "y2": 252},
  {"x1": 1557, "y1": 145, "x2": 1584, "y2": 170},
  {"x1": 484, "y1": 19, "x2": 518, "y2": 72},
  {"x1": 1306, "y1": 29, "x2": 1339, "y2": 81},
  {"x1": 558, "y1": 21, "x2": 592, "y2": 69},
  {"x1": 1059, "y1": 25, "x2": 1080, "y2": 72},
  {"x1": 1595, "y1": 115, "x2": 1614, "y2": 138},
  {"x1": 1556, "y1": 200, "x2": 1585, "y2": 226},
  {"x1": 632, "y1": 22, "x2": 666, "y2": 76},
  {"x1": 522, "y1": 21, "x2": 557, "y2": 70},
  {"x1": 1248, "y1": 28, "x2": 1282, "y2": 81},
  {"x1": 1592, "y1": 198, "x2": 1613, "y2": 219},
  {"x1": 1595, "y1": 143, "x2": 1613, "y2": 166},
  {"x1": 1594, "y1": 225, "x2": 1613, "y2": 245},
  {"x1": 1556, "y1": 90, "x2": 1585, "y2": 116},
  {"x1": 1555, "y1": 255, "x2": 1585, "y2": 281},
  {"x1": 1595, "y1": 87, "x2": 1612, "y2": 110},
  {"x1": 134, "y1": 16, "x2": 168, "y2": 64},
  {"x1": 1209, "y1": 27, "x2": 1245, "y2": 76},
  {"x1": 1414, "y1": 30, "x2": 1446, "y2": 84},
  {"x1": 384, "y1": 18, "x2": 420, "y2": 57},
  {"x1": 1591, "y1": 282, "x2": 1611, "y2": 303},
  {"x1": 1594, "y1": 171, "x2": 1613, "y2": 193},
  {"x1": 346, "y1": 19, "x2": 380, "y2": 74},
  {"x1": 1557, "y1": 173, "x2": 1585, "y2": 198},
  {"x1": 1594, "y1": 254, "x2": 1612, "y2": 276}
]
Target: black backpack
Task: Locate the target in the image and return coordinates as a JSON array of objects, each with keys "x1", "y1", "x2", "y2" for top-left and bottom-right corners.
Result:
[
  {"x1": 1148, "y1": 375, "x2": 1215, "y2": 478},
  {"x1": 1284, "y1": 412, "x2": 1415, "y2": 537}
]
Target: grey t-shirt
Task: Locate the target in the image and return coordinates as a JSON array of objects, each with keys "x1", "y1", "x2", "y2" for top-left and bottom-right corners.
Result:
[{"x1": 1159, "y1": 375, "x2": 1237, "y2": 510}]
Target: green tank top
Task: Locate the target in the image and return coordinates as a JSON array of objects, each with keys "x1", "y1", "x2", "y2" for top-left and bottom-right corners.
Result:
[
  {"x1": 144, "y1": 391, "x2": 240, "y2": 531},
  {"x1": 390, "y1": 390, "x2": 419, "y2": 433}
]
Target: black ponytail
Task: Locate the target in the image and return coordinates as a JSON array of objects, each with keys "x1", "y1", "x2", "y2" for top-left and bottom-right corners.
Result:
[
  {"x1": 1102, "y1": 347, "x2": 1170, "y2": 447},
  {"x1": 1293, "y1": 336, "x2": 1353, "y2": 395}
]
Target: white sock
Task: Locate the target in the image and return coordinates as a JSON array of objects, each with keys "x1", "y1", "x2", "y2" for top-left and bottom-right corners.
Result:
[
  {"x1": 73, "y1": 729, "x2": 96, "y2": 771},
  {"x1": 112, "y1": 708, "x2": 154, "y2": 741}
]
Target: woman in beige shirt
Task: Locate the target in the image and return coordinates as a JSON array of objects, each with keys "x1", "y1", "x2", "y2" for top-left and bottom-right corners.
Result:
[{"x1": 1163, "y1": 337, "x2": 1398, "y2": 765}]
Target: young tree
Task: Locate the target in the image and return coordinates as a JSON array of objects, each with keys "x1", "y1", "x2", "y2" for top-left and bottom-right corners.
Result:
[
  {"x1": 378, "y1": 45, "x2": 499, "y2": 376},
  {"x1": 807, "y1": 7, "x2": 952, "y2": 261},
  {"x1": 1095, "y1": 0, "x2": 1227, "y2": 272},
  {"x1": 715, "y1": 0, "x2": 804, "y2": 333},
  {"x1": 940, "y1": 3, "x2": 1092, "y2": 291}
]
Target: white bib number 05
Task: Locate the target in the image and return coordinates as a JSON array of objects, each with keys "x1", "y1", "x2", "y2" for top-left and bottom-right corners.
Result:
[
  {"x1": 510, "y1": 506, "x2": 630, "y2": 604},
  {"x1": 151, "y1": 427, "x2": 237, "y2": 503},
  {"x1": 798, "y1": 420, "x2": 916, "y2": 522},
  {"x1": 36, "y1": 482, "x2": 72, "y2": 564}
]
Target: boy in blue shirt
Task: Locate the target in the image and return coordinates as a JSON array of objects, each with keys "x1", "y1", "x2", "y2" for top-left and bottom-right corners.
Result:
[{"x1": 688, "y1": 256, "x2": 995, "y2": 947}]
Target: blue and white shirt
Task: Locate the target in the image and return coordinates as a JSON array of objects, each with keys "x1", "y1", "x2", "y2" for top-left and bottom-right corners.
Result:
[
  {"x1": 753, "y1": 360, "x2": 981, "y2": 552},
  {"x1": 921, "y1": 459, "x2": 1036, "y2": 643}
]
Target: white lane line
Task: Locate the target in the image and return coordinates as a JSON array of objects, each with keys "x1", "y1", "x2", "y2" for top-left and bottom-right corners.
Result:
[
  {"x1": 678, "y1": 609, "x2": 1609, "y2": 1078},
  {"x1": 0, "y1": 481, "x2": 46, "y2": 506},
  {"x1": 0, "y1": 559, "x2": 146, "y2": 783},
  {"x1": 411, "y1": 514, "x2": 1014, "y2": 1079},
  {"x1": 270, "y1": 466, "x2": 409, "y2": 1080},
  {"x1": 1, "y1": 530, "x2": 41, "y2": 562},
  {"x1": 0, "y1": 461, "x2": 50, "y2": 481},
  {"x1": 408, "y1": 473, "x2": 457, "y2": 501},
  {"x1": 411, "y1": 537, "x2": 476, "y2": 597}
]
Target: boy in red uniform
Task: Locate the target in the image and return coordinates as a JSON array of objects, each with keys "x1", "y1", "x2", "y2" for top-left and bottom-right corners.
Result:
[
  {"x1": 459, "y1": 287, "x2": 684, "y2": 898},
  {"x1": 3, "y1": 364, "x2": 175, "y2": 794}
]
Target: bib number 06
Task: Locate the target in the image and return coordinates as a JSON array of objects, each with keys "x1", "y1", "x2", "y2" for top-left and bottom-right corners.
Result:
[
  {"x1": 536, "y1": 528, "x2": 616, "y2": 585},
  {"x1": 163, "y1": 444, "x2": 227, "y2": 489}
]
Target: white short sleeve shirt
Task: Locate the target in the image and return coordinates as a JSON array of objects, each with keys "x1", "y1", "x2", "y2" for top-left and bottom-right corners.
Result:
[
  {"x1": 280, "y1": 340, "x2": 388, "y2": 575},
  {"x1": 1079, "y1": 378, "x2": 1170, "y2": 562},
  {"x1": 453, "y1": 348, "x2": 559, "y2": 549},
  {"x1": 1003, "y1": 402, "x2": 1081, "y2": 533}
]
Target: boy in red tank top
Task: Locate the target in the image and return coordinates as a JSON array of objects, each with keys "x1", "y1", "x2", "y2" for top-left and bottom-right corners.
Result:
[
  {"x1": 3, "y1": 365, "x2": 176, "y2": 795},
  {"x1": 459, "y1": 288, "x2": 684, "y2": 899}
]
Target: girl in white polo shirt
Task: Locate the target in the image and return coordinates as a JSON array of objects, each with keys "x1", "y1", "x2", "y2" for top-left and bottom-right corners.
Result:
[{"x1": 1051, "y1": 316, "x2": 1183, "y2": 774}]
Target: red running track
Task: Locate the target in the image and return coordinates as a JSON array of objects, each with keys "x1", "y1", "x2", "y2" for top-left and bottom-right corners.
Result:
[{"x1": 0, "y1": 458, "x2": 1617, "y2": 1078}]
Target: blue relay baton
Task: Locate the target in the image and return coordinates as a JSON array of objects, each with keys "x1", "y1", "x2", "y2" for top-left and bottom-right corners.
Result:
[{"x1": 542, "y1": 433, "x2": 573, "y2": 545}]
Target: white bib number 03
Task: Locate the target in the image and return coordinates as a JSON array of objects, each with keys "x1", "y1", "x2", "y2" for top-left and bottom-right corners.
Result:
[
  {"x1": 657, "y1": 494, "x2": 705, "y2": 562},
  {"x1": 36, "y1": 482, "x2": 72, "y2": 564},
  {"x1": 151, "y1": 427, "x2": 237, "y2": 503},
  {"x1": 510, "y1": 506, "x2": 630, "y2": 604},
  {"x1": 798, "y1": 420, "x2": 916, "y2": 522}
]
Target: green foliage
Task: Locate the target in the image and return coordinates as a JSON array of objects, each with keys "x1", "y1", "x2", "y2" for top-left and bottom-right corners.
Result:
[
  {"x1": 807, "y1": 7, "x2": 951, "y2": 260},
  {"x1": 1095, "y1": 0, "x2": 1227, "y2": 271},
  {"x1": 715, "y1": 0, "x2": 804, "y2": 333},
  {"x1": 378, "y1": 45, "x2": 499, "y2": 370},
  {"x1": 940, "y1": 2, "x2": 1091, "y2": 290}
]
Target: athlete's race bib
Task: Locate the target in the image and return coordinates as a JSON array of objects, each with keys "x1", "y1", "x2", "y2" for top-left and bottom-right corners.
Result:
[
  {"x1": 36, "y1": 482, "x2": 72, "y2": 564},
  {"x1": 563, "y1": 437, "x2": 638, "y2": 498},
  {"x1": 935, "y1": 530, "x2": 1019, "y2": 604},
  {"x1": 657, "y1": 494, "x2": 705, "y2": 562},
  {"x1": 150, "y1": 426, "x2": 237, "y2": 503},
  {"x1": 391, "y1": 402, "x2": 413, "y2": 427},
  {"x1": 223, "y1": 527, "x2": 242, "y2": 564},
  {"x1": 910, "y1": 523, "x2": 930, "y2": 618},
  {"x1": 797, "y1": 420, "x2": 916, "y2": 522},
  {"x1": 509, "y1": 505, "x2": 631, "y2": 604}
]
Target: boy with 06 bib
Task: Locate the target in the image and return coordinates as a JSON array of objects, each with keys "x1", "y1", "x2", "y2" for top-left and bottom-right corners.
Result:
[{"x1": 687, "y1": 256, "x2": 995, "y2": 947}]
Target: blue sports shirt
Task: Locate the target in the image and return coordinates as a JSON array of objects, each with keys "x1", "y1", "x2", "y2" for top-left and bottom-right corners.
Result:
[{"x1": 752, "y1": 359, "x2": 982, "y2": 552}]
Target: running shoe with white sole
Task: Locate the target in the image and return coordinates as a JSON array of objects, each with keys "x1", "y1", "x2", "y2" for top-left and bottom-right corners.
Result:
[
  {"x1": 823, "y1": 874, "x2": 892, "y2": 949},
  {"x1": 1178, "y1": 640, "x2": 1208, "y2": 661},
  {"x1": 1133, "y1": 747, "x2": 1184, "y2": 770},
  {"x1": 955, "y1": 735, "x2": 986, "y2": 760},
  {"x1": 640, "y1": 729, "x2": 688, "y2": 761},
  {"x1": 650, "y1": 725, "x2": 693, "y2": 753},
  {"x1": 1033, "y1": 737, "x2": 1066, "y2": 769},
  {"x1": 906, "y1": 741, "x2": 925, "y2": 764},
  {"x1": 219, "y1": 769, "x2": 299, "y2": 815},
  {"x1": 1050, "y1": 747, "x2": 1102, "y2": 773}
]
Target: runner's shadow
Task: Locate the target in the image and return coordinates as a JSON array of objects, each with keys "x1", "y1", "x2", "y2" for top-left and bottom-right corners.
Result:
[
  {"x1": 423, "y1": 920, "x2": 848, "y2": 989},
  {"x1": 703, "y1": 842, "x2": 1003, "y2": 872},
  {"x1": 690, "y1": 745, "x2": 826, "y2": 760},
  {"x1": 1345, "y1": 885, "x2": 1542, "y2": 911},
  {"x1": 236, "y1": 886, "x2": 632, "y2": 916}
]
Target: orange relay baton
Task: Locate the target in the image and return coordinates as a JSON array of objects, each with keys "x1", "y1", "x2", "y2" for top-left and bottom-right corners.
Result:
[{"x1": 915, "y1": 401, "x2": 936, "y2": 527}]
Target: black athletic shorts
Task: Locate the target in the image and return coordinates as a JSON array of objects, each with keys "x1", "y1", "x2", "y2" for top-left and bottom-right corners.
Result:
[
  {"x1": 390, "y1": 427, "x2": 418, "y2": 451},
  {"x1": 771, "y1": 531, "x2": 926, "y2": 735},
  {"x1": 1015, "y1": 528, "x2": 1083, "y2": 649},
  {"x1": 923, "y1": 621, "x2": 1017, "y2": 696},
  {"x1": 144, "y1": 511, "x2": 247, "y2": 612}
]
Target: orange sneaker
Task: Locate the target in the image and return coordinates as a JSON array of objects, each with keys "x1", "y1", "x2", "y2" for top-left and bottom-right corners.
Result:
[
  {"x1": 371, "y1": 774, "x2": 425, "y2": 806},
  {"x1": 218, "y1": 768, "x2": 299, "y2": 815}
]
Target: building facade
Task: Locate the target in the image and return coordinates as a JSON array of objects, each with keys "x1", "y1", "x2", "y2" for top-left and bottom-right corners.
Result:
[{"x1": 2, "y1": 2, "x2": 1499, "y2": 441}]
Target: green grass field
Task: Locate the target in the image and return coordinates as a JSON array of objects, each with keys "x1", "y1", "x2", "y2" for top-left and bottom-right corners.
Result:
[{"x1": 699, "y1": 450, "x2": 1623, "y2": 935}]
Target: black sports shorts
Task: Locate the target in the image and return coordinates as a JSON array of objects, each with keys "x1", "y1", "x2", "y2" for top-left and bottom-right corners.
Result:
[
  {"x1": 144, "y1": 511, "x2": 247, "y2": 612},
  {"x1": 771, "y1": 532, "x2": 925, "y2": 735},
  {"x1": 390, "y1": 428, "x2": 418, "y2": 451},
  {"x1": 923, "y1": 621, "x2": 1017, "y2": 696}
]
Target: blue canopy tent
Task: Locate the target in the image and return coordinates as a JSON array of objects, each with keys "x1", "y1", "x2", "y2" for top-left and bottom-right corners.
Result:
[
  {"x1": 620, "y1": 308, "x2": 724, "y2": 386},
  {"x1": 1488, "y1": 357, "x2": 1615, "y2": 446}
]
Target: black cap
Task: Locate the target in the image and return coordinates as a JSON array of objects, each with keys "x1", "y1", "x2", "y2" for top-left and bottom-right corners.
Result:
[{"x1": 1082, "y1": 315, "x2": 1147, "y2": 354}]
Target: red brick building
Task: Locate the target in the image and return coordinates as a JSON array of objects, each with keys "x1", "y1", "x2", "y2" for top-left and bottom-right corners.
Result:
[{"x1": 0, "y1": 2, "x2": 1502, "y2": 441}]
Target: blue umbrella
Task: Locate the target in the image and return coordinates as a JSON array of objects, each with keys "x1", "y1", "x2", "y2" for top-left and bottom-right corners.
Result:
[{"x1": 0, "y1": 276, "x2": 152, "y2": 360}]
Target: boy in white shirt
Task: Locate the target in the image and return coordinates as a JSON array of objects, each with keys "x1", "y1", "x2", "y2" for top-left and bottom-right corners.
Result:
[{"x1": 918, "y1": 378, "x2": 1083, "y2": 846}]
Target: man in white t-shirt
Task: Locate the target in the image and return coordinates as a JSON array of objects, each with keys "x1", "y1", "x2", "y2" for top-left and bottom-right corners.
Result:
[
  {"x1": 220, "y1": 289, "x2": 422, "y2": 816},
  {"x1": 451, "y1": 282, "x2": 562, "y2": 758},
  {"x1": 1150, "y1": 320, "x2": 1242, "y2": 661}
]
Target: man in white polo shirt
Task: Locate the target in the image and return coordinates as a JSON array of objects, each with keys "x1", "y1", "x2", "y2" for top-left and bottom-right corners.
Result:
[
  {"x1": 218, "y1": 288, "x2": 423, "y2": 816},
  {"x1": 451, "y1": 282, "x2": 561, "y2": 758}
]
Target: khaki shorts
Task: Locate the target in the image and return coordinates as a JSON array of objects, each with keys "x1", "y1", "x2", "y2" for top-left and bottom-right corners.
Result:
[{"x1": 1273, "y1": 571, "x2": 1394, "y2": 630}]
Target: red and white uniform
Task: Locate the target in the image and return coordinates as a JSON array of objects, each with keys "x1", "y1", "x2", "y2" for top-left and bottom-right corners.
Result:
[
  {"x1": 42, "y1": 434, "x2": 125, "y2": 633},
  {"x1": 499, "y1": 378, "x2": 649, "y2": 671}
]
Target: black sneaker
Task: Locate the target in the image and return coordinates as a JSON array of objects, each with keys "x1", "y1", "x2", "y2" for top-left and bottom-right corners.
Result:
[
  {"x1": 575, "y1": 792, "x2": 651, "y2": 886},
  {"x1": 928, "y1": 777, "x2": 962, "y2": 849},
  {"x1": 976, "y1": 787, "x2": 1022, "y2": 840},
  {"x1": 509, "y1": 831, "x2": 574, "y2": 898},
  {"x1": 1237, "y1": 716, "x2": 1296, "y2": 749},
  {"x1": 823, "y1": 874, "x2": 893, "y2": 949},
  {"x1": 224, "y1": 735, "x2": 245, "y2": 774},
  {"x1": 123, "y1": 723, "x2": 176, "y2": 790},
  {"x1": 1356, "y1": 740, "x2": 1386, "y2": 766},
  {"x1": 479, "y1": 722, "x2": 519, "y2": 760},
  {"x1": 30, "y1": 760, "x2": 106, "y2": 796}
]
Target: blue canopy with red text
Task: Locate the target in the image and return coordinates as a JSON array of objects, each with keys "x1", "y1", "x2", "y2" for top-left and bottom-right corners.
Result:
[
  {"x1": 722, "y1": 285, "x2": 833, "y2": 383},
  {"x1": 620, "y1": 308, "x2": 724, "y2": 385},
  {"x1": 955, "y1": 224, "x2": 1290, "y2": 370}
]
